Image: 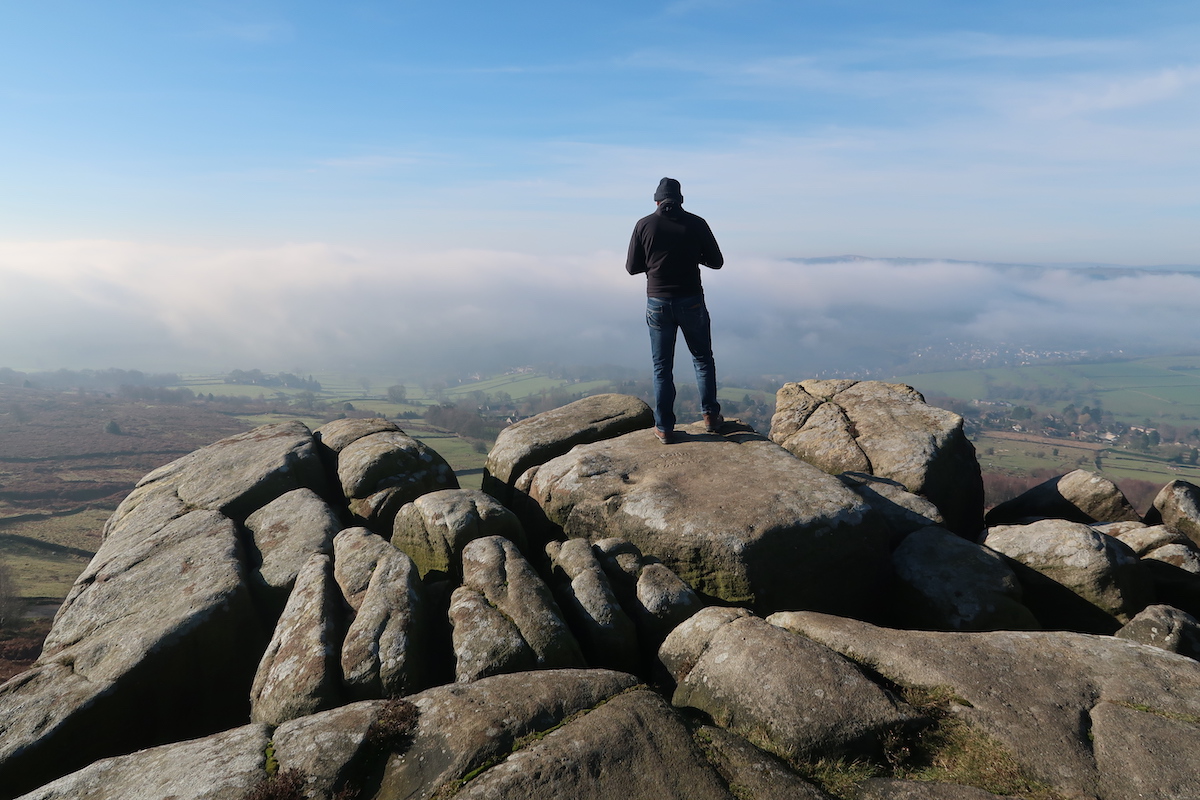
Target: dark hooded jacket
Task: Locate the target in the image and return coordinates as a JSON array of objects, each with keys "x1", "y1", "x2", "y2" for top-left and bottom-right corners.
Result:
[{"x1": 625, "y1": 201, "x2": 723, "y2": 298}]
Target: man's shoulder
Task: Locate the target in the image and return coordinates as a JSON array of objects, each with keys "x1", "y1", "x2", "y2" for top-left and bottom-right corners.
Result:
[
  {"x1": 635, "y1": 210, "x2": 660, "y2": 226},
  {"x1": 633, "y1": 206, "x2": 710, "y2": 231}
]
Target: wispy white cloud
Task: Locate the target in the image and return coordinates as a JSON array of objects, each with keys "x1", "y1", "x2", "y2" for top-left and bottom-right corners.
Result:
[
  {"x1": 920, "y1": 32, "x2": 1133, "y2": 60},
  {"x1": 1026, "y1": 65, "x2": 1200, "y2": 117}
]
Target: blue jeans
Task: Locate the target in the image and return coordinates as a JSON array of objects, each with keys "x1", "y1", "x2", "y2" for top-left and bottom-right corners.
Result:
[{"x1": 646, "y1": 294, "x2": 720, "y2": 431}]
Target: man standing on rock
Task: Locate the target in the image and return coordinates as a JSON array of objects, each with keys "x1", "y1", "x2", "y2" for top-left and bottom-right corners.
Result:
[{"x1": 626, "y1": 177, "x2": 725, "y2": 444}]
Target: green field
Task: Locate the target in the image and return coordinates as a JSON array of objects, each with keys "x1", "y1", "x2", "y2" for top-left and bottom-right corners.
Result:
[
  {"x1": 896, "y1": 355, "x2": 1200, "y2": 509},
  {"x1": 0, "y1": 510, "x2": 104, "y2": 601},
  {"x1": 975, "y1": 433, "x2": 1200, "y2": 483},
  {"x1": 899, "y1": 355, "x2": 1200, "y2": 427},
  {"x1": 402, "y1": 430, "x2": 487, "y2": 490}
]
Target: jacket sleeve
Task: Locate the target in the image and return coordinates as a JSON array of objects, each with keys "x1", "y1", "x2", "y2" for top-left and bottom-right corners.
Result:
[
  {"x1": 625, "y1": 225, "x2": 648, "y2": 275},
  {"x1": 698, "y1": 219, "x2": 723, "y2": 269}
]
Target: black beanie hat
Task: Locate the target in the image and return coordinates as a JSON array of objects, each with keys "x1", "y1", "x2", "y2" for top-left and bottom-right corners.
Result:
[{"x1": 654, "y1": 177, "x2": 682, "y2": 203}]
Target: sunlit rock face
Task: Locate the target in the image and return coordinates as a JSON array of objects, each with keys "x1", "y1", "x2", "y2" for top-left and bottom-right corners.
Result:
[
  {"x1": 482, "y1": 393, "x2": 654, "y2": 505},
  {"x1": 986, "y1": 468, "x2": 1141, "y2": 526},
  {"x1": 519, "y1": 423, "x2": 892, "y2": 618},
  {"x1": 770, "y1": 380, "x2": 984, "y2": 537}
]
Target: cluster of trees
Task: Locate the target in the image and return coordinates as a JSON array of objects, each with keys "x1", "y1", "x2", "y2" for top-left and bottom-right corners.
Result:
[
  {"x1": 424, "y1": 401, "x2": 505, "y2": 442},
  {"x1": 223, "y1": 370, "x2": 322, "y2": 391},
  {"x1": 1149, "y1": 423, "x2": 1200, "y2": 446}
]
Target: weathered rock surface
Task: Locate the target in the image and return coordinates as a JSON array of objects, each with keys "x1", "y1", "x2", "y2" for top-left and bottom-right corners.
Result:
[
  {"x1": 375, "y1": 669, "x2": 640, "y2": 799},
  {"x1": 890, "y1": 526, "x2": 1039, "y2": 631},
  {"x1": 658, "y1": 605, "x2": 752, "y2": 680},
  {"x1": 16, "y1": 390, "x2": 1200, "y2": 799},
  {"x1": 272, "y1": 699, "x2": 403, "y2": 800},
  {"x1": 244, "y1": 487, "x2": 344, "y2": 610},
  {"x1": 854, "y1": 780, "x2": 1011, "y2": 799},
  {"x1": 521, "y1": 428, "x2": 890, "y2": 616},
  {"x1": 250, "y1": 553, "x2": 344, "y2": 724},
  {"x1": 838, "y1": 471, "x2": 945, "y2": 544},
  {"x1": 13, "y1": 723, "x2": 271, "y2": 800},
  {"x1": 119, "y1": 420, "x2": 329, "y2": 521},
  {"x1": 985, "y1": 469, "x2": 1141, "y2": 526},
  {"x1": 546, "y1": 537, "x2": 640, "y2": 673},
  {"x1": 451, "y1": 689, "x2": 736, "y2": 800},
  {"x1": 1115, "y1": 603, "x2": 1200, "y2": 659},
  {"x1": 694, "y1": 724, "x2": 834, "y2": 800},
  {"x1": 593, "y1": 537, "x2": 704, "y2": 656},
  {"x1": 333, "y1": 528, "x2": 430, "y2": 698},
  {"x1": 661, "y1": 608, "x2": 914, "y2": 761},
  {"x1": 392, "y1": 488, "x2": 526, "y2": 581},
  {"x1": 770, "y1": 611, "x2": 1200, "y2": 800},
  {"x1": 482, "y1": 393, "x2": 654, "y2": 504},
  {"x1": 982, "y1": 518, "x2": 1154, "y2": 631},
  {"x1": 1090, "y1": 696, "x2": 1200, "y2": 800},
  {"x1": 456, "y1": 536, "x2": 583, "y2": 673},
  {"x1": 1145, "y1": 479, "x2": 1200, "y2": 544},
  {"x1": 1109, "y1": 522, "x2": 1200, "y2": 614},
  {"x1": 449, "y1": 585, "x2": 536, "y2": 682},
  {"x1": 770, "y1": 381, "x2": 983, "y2": 537},
  {"x1": 315, "y1": 416, "x2": 406, "y2": 453},
  {"x1": 1144, "y1": 541, "x2": 1200, "y2": 573},
  {"x1": 332, "y1": 427, "x2": 457, "y2": 533},
  {"x1": 0, "y1": 509, "x2": 263, "y2": 799},
  {"x1": 1112, "y1": 522, "x2": 1194, "y2": 557},
  {"x1": 333, "y1": 526, "x2": 395, "y2": 607}
]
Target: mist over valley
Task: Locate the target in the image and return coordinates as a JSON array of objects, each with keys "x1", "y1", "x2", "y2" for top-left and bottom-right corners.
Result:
[{"x1": 2, "y1": 246, "x2": 1197, "y2": 381}]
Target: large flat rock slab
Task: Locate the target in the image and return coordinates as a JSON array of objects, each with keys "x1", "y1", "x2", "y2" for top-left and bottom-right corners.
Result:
[
  {"x1": 521, "y1": 427, "x2": 890, "y2": 616},
  {"x1": 770, "y1": 611, "x2": 1200, "y2": 800}
]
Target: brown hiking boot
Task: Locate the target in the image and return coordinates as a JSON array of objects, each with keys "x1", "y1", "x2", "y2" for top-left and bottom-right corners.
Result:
[
  {"x1": 654, "y1": 427, "x2": 674, "y2": 445},
  {"x1": 703, "y1": 413, "x2": 725, "y2": 433}
]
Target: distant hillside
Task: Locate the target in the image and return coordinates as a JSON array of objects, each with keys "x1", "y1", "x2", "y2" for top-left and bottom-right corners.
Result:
[{"x1": 789, "y1": 254, "x2": 1200, "y2": 274}]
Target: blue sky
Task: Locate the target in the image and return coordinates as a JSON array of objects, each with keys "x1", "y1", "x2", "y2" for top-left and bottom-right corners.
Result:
[{"x1": 2, "y1": 2, "x2": 1198, "y2": 374}]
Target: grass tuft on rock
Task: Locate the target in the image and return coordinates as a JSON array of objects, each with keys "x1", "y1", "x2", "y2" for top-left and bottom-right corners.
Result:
[
  {"x1": 366, "y1": 697, "x2": 420, "y2": 755},
  {"x1": 793, "y1": 757, "x2": 881, "y2": 798},
  {"x1": 888, "y1": 685, "x2": 1068, "y2": 800},
  {"x1": 786, "y1": 684, "x2": 1068, "y2": 800},
  {"x1": 245, "y1": 767, "x2": 306, "y2": 800}
]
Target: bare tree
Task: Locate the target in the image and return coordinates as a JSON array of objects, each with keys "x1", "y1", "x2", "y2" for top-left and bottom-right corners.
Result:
[{"x1": 0, "y1": 562, "x2": 21, "y2": 630}]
